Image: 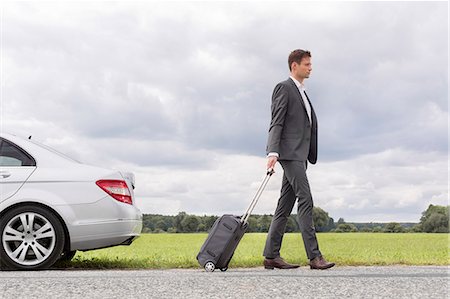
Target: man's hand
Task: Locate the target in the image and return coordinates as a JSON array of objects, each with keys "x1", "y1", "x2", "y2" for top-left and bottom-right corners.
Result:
[{"x1": 267, "y1": 156, "x2": 278, "y2": 172}]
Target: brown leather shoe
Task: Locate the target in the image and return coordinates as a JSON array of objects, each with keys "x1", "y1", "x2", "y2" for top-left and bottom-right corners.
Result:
[
  {"x1": 309, "y1": 256, "x2": 335, "y2": 270},
  {"x1": 264, "y1": 257, "x2": 300, "y2": 269}
]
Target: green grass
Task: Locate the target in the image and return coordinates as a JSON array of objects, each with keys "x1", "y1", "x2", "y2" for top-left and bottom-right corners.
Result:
[{"x1": 59, "y1": 233, "x2": 449, "y2": 269}]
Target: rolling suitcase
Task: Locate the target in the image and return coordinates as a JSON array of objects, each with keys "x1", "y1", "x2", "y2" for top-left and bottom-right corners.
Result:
[{"x1": 196, "y1": 169, "x2": 274, "y2": 272}]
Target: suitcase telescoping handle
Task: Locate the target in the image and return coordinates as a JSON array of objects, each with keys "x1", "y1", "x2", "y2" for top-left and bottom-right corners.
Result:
[{"x1": 241, "y1": 168, "x2": 275, "y2": 224}]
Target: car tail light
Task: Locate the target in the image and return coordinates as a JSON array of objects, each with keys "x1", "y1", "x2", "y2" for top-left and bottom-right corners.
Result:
[{"x1": 96, "y1": 180, "x2": 132, "y2": 205}]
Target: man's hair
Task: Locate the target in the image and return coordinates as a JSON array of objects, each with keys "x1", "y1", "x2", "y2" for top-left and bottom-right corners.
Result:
[{"x1": 288, "y1": 49, "x2": 311, "y2": 71}]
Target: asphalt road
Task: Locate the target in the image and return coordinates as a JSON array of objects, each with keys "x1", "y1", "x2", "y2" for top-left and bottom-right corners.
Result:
[{"x1": 0, "y1": 266, "x2": 448, "y2": 299}]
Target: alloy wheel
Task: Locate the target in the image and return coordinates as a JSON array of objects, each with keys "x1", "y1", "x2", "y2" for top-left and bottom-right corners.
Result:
[{"x1": 2, "y1": 212, "x2": 56, "y2": 266}]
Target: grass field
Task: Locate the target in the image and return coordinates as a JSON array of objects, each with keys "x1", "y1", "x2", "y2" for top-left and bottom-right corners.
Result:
[{"x1": 62, "y1": 233, "x2": 449, "y2": 269}]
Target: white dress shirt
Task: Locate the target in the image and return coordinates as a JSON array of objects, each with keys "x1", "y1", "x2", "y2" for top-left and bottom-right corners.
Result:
[{"x1": 290, "y1": 76, "x2": 312, "y2": 123}]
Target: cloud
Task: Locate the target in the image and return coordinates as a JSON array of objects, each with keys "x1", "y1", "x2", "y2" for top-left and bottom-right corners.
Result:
[
  {"x1": 1, "y1": 1, "x2": 448, "y2": 221},
  {"x1": 309, "y1": 148, "x2": 448, "y2": 222}
]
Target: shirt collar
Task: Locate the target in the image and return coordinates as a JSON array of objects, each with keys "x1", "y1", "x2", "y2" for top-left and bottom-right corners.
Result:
[{"x1": 290, "y1": 76, "x2": 306, "y2": 91}]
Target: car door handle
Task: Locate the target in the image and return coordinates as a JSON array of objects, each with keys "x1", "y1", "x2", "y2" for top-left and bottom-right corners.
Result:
[{"x1": 0, "y1": 171, "x2": 11, "y2": 178}]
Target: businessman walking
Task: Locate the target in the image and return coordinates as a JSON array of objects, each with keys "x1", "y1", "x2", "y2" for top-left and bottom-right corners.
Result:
[{"x1": 263, "y1": 49, "x2": 335, "y2": 270}]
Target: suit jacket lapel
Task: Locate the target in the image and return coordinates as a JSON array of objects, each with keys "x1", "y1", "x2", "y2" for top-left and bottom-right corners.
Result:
[
  {"x1": 304, "y1": 91, "x2": 317, "y2": 127},
  {"x1": 289, "y1": 77, "x2": 315, "y2": 123}
]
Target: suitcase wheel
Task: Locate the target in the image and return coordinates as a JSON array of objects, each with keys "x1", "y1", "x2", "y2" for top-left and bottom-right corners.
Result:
[
  {"x1": 220, "y1": 267, "x2": 228, "y2": 272},
  {"x1": 204, "y1": 261, "x2": 215, "y2": 272}
]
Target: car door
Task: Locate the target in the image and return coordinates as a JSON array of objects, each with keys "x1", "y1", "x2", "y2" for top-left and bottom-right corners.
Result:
[{"x1": 0, "y1": 138, "x2": 37, "y2": 202}]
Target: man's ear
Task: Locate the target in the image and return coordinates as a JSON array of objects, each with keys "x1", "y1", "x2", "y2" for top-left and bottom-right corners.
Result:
[{"x1": 291, "y1": 61, "x2": 297, "y2": 71}]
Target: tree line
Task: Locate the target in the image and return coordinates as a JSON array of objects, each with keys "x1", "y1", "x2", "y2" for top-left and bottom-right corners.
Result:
[{"x1": 142, "y1": 204, "x2": 449, "y2": 233}]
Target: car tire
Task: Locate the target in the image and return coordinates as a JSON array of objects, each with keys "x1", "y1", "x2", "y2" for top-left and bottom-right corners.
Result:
[
  {"x1": 0, "y1": 205, "x2": 65, "y2": 270},
  {"x1": 59, "y1": 250, "x2": 76, "y2": 262}
]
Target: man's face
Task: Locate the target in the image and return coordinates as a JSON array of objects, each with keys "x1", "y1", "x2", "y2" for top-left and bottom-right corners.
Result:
[{"x1": 292, "y1": 57, "x2": 312, "y2": 80}]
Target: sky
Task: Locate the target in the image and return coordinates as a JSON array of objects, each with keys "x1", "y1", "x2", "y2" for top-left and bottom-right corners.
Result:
[{"x1": 0, "y1": 1, "x2": 448, "y2": 222}]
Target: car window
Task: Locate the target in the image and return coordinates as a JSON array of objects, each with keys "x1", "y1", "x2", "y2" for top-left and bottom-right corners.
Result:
[
  {"x1": 0, "y1": 156, "x2": 23, "y2": 166},
  {"x1": 0, "y1": 139, "x2": 36, "y2": 167}
]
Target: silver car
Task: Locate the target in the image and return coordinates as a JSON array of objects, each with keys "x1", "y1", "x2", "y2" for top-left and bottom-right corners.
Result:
[{"x1": 0, "y1": 133, "x2": 142, "y2": 270}]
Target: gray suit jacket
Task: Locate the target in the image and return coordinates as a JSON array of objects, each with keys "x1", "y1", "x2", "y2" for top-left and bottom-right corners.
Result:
[{"x1": 266, "y1": 78, "x2": 318, "y2": 163}]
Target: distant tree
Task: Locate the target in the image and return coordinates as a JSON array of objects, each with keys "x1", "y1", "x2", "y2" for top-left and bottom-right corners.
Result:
[
  {"x1": 143, "y1": 215, "x2": 155, "y2": 231},
  {"x1": 247, "y1": 217, "x2": 259, "y2": 232},
  {"x1": 174, "y1": 212, "x2": 187, "y2": 232},
  {"x1": 285, "y1": 216, "x2": 298, "y2": 232},
  {"x1": 163, "y1": 217, "x2": 174, "y2": 230},
  {"x1": 204, "y1": 216, "x2": 219, "y2": 231},
  {"x1": 197, "y1": 223, "x2": 206, "y2": 232},
  {"x1": 360, "y1": 226, "x2": 373, "y2": 232},
  {"x1": 372, "y1": 226, "x2": 382, "y2": 233},
  {"x1": 139, "y1": 208, "x2": 343, "y2": 234},
  {"x1": 383, "y1": 222, "x2": 404, "y2": 233},
  {"x1": 258, "y1": 215, "x2": 272, "y2": 232},
  {"x1": 181, "y1": 215, "x2": 200, "y2": 232},
  {"x1": 404, "y1": 227, "x2": 415, "y2": 233},
  {"x1": 323, "y1": 217, "x2": 336, "y2": 232},
  {"x1": 411, "y1": 224, "x2": 423, "y2": 232},
  {"x1": 313, "y1": 207, "x2": 330, "y2": 231},
  {"x1": 156, "y1": 220, "x2": 168, "y2": 231},
  {"x1": 335, "y1": 223, "x2": 358, "y2": 232},
  {"x1": 337, "y1": 218, "x2": 346, "y2": 224},
  {"x1": 420, "y1": 205, "x2": 449, "y2": 233}
]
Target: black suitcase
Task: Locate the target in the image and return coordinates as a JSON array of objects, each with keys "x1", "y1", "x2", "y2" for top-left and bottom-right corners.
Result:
[{"x1": 196, "y1": 169, "x2": 274, "y2": 272}]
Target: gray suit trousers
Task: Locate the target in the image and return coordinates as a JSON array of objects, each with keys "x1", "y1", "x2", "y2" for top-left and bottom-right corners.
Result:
[{"x1": 263, "y1": 160, "x2": 321, "y2": 260}]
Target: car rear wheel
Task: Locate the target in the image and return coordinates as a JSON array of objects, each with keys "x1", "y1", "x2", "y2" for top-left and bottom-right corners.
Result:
[
  {"x1": 0, "y1": 205, "x2": 65, "y2": 270},
  {"x1": 59, "y1": 250, "x2": 76, "y2": 262}
]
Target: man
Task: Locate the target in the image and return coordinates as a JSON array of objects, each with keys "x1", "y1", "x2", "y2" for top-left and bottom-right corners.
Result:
[{"x1": 263, "y1": 49, "x2": 335, "y2": 270}]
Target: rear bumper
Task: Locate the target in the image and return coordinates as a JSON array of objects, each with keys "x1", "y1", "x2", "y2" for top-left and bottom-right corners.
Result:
[{"x1": 70, "y1": 218, "x2": 143, "y2": 251}]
